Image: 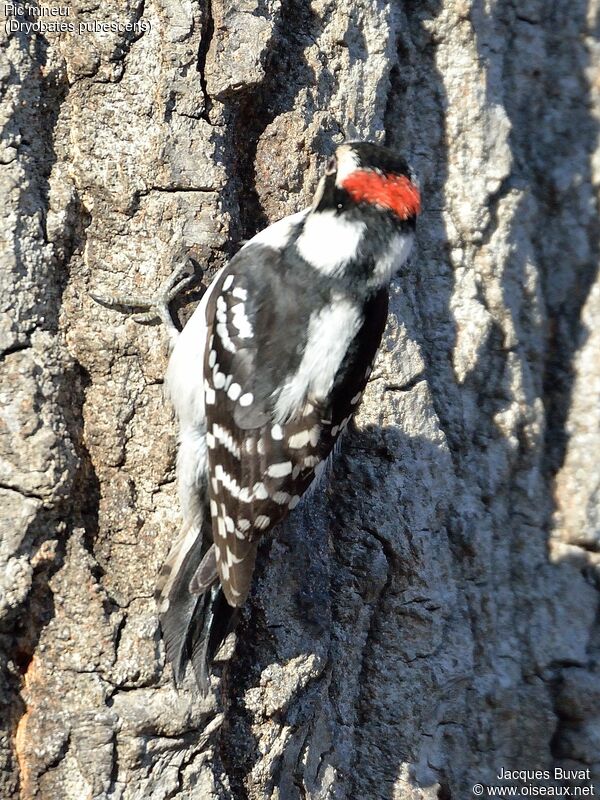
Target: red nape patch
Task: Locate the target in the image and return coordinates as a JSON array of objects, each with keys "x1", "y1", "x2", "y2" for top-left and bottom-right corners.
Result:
[{"x1": 342, "y1": 170, "x2": 421, "y2": 220}]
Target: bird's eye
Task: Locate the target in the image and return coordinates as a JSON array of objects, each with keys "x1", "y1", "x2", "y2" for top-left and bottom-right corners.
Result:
[{"x1": 325, "y1": 156, "x2": 337, "y2": 175}]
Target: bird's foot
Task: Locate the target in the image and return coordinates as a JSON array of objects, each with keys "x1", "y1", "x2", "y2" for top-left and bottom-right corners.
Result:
[{"x1": 90, "y1": 252, "x2": 203, "y2": 342}]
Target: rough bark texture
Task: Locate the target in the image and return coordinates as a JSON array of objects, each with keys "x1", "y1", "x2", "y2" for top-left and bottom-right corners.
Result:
[{"x1": 1, "y1": 0, "x2": 600, "y2": 798}]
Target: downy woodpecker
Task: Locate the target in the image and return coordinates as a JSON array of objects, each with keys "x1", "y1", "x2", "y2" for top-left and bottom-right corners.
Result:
[{"x1": 96, "y1": 140, "x2": 421, "y2": 691}]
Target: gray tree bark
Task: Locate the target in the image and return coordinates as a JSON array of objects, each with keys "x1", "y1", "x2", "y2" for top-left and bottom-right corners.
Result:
[{"x1": 1, "y1": 0, "x2": 600, "y2": 798}]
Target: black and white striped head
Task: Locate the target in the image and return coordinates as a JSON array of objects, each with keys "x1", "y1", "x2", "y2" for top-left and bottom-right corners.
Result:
[
  {"x1": 314, "y1": 142, "x2": 420, "y2": 223},
  {"x1": 296, "y1": 141, "x2": 421, "y2": 289}
]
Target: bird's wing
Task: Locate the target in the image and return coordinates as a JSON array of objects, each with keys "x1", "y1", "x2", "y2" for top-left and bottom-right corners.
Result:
[
  {"x1": 202, "y1": 246, "x2": 327, "y2": 605},
  {"x1": 202, "y1": 245, "x2": 390, "y2": 606}
]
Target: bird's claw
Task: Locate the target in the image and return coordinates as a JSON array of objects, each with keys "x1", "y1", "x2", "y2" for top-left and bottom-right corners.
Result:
[{"x1": 90, "y1": 253, "x2": 203, "y2": 341}]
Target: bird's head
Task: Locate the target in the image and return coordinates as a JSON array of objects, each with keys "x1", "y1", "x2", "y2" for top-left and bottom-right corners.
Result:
[
  {"x1": 296, "y1": 141, "x2": 421, "y2": 289},
  {"x1": 313, "y1": 141, "x2": 421, "y2": 225}
]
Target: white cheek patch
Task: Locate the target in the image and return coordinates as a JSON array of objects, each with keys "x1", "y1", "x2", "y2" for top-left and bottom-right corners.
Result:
[{"x1": 296, "y1": 211, "x2": 365, "y2": 276}]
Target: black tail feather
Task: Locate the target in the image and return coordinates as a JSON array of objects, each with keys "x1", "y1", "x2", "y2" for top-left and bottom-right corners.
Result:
[
  {"x1": 190, "y1": 584, "x2": 239, "y2": 693},
  {"x1": 157, "y1": 527, "x2": 238, "y2": 691}
]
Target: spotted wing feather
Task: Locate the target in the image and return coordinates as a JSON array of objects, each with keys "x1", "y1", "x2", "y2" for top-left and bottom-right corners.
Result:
[{"x1": 203, "y1": 247, "x2": 389, "y2": 607}]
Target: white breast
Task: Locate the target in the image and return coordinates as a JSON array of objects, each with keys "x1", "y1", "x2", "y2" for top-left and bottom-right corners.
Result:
[
  {"x1": 165, "y1": 265, "x2": 225, "y2": 428},
  {"x1": 274, "y1": 294, "x2": 362, "y2": 422}
]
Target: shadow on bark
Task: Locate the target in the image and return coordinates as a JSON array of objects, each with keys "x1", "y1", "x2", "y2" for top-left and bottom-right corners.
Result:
[{"x1": 207, "y1": 0, "x2": 600, "y2": 796}]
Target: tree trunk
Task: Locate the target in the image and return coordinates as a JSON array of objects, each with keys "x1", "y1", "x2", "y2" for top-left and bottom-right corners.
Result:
[{"x1": 1, "y1": 0, "x2": 599, "y2": 798}]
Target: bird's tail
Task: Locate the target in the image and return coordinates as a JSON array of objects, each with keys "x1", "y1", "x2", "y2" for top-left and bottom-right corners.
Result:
[{"x1": 155, "y1": 522, "x2": 238, "y2": 693}]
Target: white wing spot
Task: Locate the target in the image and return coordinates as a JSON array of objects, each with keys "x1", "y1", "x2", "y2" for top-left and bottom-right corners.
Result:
[
  {"x1": 216, "y1": 303, "x2": 226, "y2": 323},
  {"x1": 221, "y1": 559, "x2": 230, "y2": 580},
  {"x1": 239, "y1": 392, "x2": 253, "y2": 407},
  {"x1": 239, "y1": 487, "x2": 252, "y2": 503},
  {"x1": 271, "y1": 424, "x2": 283, "y2": 441},
  {"x1": 257, "y1": 438, "x2": 265, "y2": 455},
  {"x1": 253, "y1": 482, "x2": 268, "y2": 500},
  {"x1": 254, "y1": 514, "x2": 270, "y2": 530},
  {"x1": 213, "y1": 423, "x2": 241, "y2": 458},
  {"x1": 213, "y1": 370, "x2": 226, "y2": 389},
  {"x1": 216, "y1": 322, "x2": 236, "y2": 353},
  {"x1": 267, "y1": 461, "x2": 292, "y2": 478},
  {"x1": 231, "y1": 303, "x2": 253, "y2": 338},
  {"x1": 205, "y1": 383, "x2": 216, "y2": 404},
  {"x1": 331, "y1": 425, "x2": 339, "y2": 437},
  {"x1": 225, "y1": 516, "x2": 235, "y2": 533},
  {"x1": 303, "y1": 455, "x2": 321, "y2": 468},
  {"x1": 210, "y1": 499, "x2": 218, "y2": 516},
  {"x1": 226, "y1": 548, "x2": 243, "y2": 565},
  {"x1": 228, "y1": 382, "x2": 242, "y2": 401},
  {"x1": 238, "y1": 518, "x2": 251, "y2": 531},
  {"x1": 214, "y1": 463, "x2": 241, "y2": 496},
  {"x1": 288, "y1": 495, "x2": 301, "y2": 509},
  {"x1": 286, "y1": 426, "x2": 318, "y2": 448},
  {"x1": 288, "y1": 430, "x2": 311, "y2": 449},
  {"x1": 208, "y1": 350, "x2": 217, "y2": 368},
  {"x1": 206, "y1": 431, "x2": 216, "y2": 448},
  {"x1": 273, "y1": 491, "x2": 290, "y2": 504},
  {"x1": 222, "y1": 274, "x2": 234, "y2": 291},
  {"x1": 292, "y1": 465, "x2": 301, "y2": 479},
  {"x1": 232, "y1": 287, "x2": 247, "y2": 300}
]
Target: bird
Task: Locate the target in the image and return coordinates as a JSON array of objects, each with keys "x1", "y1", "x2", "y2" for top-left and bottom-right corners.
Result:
[{"x1": 93, "y1": 140, "x2": 421, "y2": 692}]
